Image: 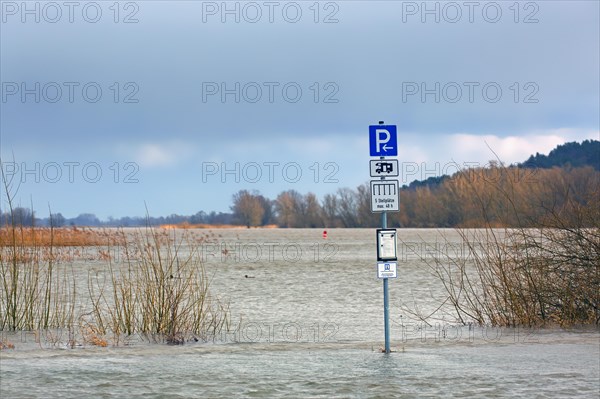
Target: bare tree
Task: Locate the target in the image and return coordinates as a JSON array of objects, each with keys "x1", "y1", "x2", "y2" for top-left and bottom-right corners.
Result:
[
  {"x1": 304, "y1": 192, "x2": 323, "y2": 228},
  {"x1": 275, "y1": 190, "x2": 303, "y2": 228},
  {"x1": 336, "y1": 188, "x2": 359, "y2": 227},
  {"x1": 356, "y1": 183, "x2": 380, "y2": 227},
  {"x1": 321, "y1": 193, "x2": 339, "y2": 227},
  {"x1": 231, "y1": 190, "x2": 265, "y2": 227}
]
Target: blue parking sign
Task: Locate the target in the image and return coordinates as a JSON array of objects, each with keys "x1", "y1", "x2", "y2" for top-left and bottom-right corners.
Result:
[{"x1": 369, "y1": 125, "x2": 398, "y2": 157}]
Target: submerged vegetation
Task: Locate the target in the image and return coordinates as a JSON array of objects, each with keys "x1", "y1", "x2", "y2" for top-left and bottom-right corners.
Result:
[
  {"x1": 87, "y1": 228, "x2": 230, "y2": 344},
  {"x1": 0, "y1": 168, "x2": 230, "y2": 346},
  {"x1": 406, "y1": 162, "x2": 599, "y2": 327},
  {"x1": 0, "y1": 223, "x2": 231, "y2": 346}
]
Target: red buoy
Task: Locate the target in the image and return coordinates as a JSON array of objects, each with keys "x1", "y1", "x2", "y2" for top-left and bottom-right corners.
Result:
[{"x1": 322, "y1": 230, "x2": 328, "y2": 239}]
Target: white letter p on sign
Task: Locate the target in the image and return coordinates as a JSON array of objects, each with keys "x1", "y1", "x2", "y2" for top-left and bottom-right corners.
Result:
[{"x1": 375, "y1": 129, "x2": 391, "y2": 152}]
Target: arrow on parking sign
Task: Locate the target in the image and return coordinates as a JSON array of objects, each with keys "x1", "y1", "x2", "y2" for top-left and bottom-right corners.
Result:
[{"x1": 369, "y1": 125, "x2": 398, "y2": 157}]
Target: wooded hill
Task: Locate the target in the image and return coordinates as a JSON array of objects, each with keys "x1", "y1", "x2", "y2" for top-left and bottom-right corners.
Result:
[{"x1": 521, "y1": 139, "x2": 599, "y2": 170}]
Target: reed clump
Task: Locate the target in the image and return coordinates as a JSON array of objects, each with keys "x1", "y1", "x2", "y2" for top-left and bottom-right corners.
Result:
[
  {"x1": 0, "y1": 223, "x2": 231, "y2": 344},
  {"x1": 423, "y1": 164, "x2": 600, "y2": 327},
  {"x1": 0, "y1": 222, "x2": 78, "y2": 331},
  {"x1": 88, "y1": 227, "x2": 230, "y2": 344},
  {"x1": 1, "y1": 162, "x2": 230, "y2": 344}
]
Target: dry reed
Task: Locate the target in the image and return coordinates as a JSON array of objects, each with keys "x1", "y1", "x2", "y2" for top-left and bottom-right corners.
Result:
[
  {"x1": 413, "y1": 164, "x2": 600, "y2": 327},
  {"x1": 1, "y1": 162, "x2": 231, "y2": 345}
]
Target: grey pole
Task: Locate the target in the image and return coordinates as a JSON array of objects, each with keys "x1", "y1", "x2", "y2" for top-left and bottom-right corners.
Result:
[
  {"x1": 382, "y1": 210, "x2": 390, "y2": 354},
  {"x1": 378, "y1": 119, "x2": 391, "y2": 354}
]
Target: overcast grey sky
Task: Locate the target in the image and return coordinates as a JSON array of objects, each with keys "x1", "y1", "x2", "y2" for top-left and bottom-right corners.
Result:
[{"x1": 1, "y1": 1, "x2": 599, "y2": 219}]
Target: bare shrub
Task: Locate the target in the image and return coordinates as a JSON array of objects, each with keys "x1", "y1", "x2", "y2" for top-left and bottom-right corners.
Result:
[
  {"x1": 0, "y1": 168, "x2": 76, "y2": 331},
  {"x1": 88, "y1": 227, "x2": 230, "y2": 344},
  {"x1": 424, "y1": 165, "x2": 599, "y2": 327}
]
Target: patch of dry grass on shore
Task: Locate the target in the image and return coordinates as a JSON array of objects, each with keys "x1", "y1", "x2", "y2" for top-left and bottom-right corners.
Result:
[
  {"x1": 0, "y1": 226, "x2": 124, "y2": 247},
  {"x1": 159, "y1": 223, "x2": 279, "y2": 229}
]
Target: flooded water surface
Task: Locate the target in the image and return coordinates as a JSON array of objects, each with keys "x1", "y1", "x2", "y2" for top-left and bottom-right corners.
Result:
[{"x1": 1, "y1": 229, "x2": 599, "y2": 398}]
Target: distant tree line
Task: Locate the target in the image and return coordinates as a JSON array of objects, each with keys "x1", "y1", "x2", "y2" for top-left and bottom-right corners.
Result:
[
  {"x1": 2, "y1": 165, "x2": 597, "y2": 229},
  {"x1": 227, "y1": 165, "x2": 598, "y2": 228},
  {"x1": 0, "y1": 209, "x2": 233, "y2": 228}
]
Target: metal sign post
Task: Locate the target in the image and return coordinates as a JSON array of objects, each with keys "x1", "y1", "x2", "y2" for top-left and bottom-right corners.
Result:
[
  {"x1": 369, "y1": 120, "x2": 399, "y2": 354},
  {"x1": 382, "y1": 211, "x2": 391, "y2": 354}
]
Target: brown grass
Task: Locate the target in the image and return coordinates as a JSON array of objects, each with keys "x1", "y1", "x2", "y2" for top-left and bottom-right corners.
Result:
[
  {"x1": 81, "y1": 323, "x2": 108, "y2": 347},
  {"x1": 0, "y1": 340, "x2": 15, "y2": 350},
  {"x1": 0, "y1": 226, "x2": 124, "y2": 247},
  {"x1": 159, "y1": 223, "x2": 279, "y2": 229}
]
